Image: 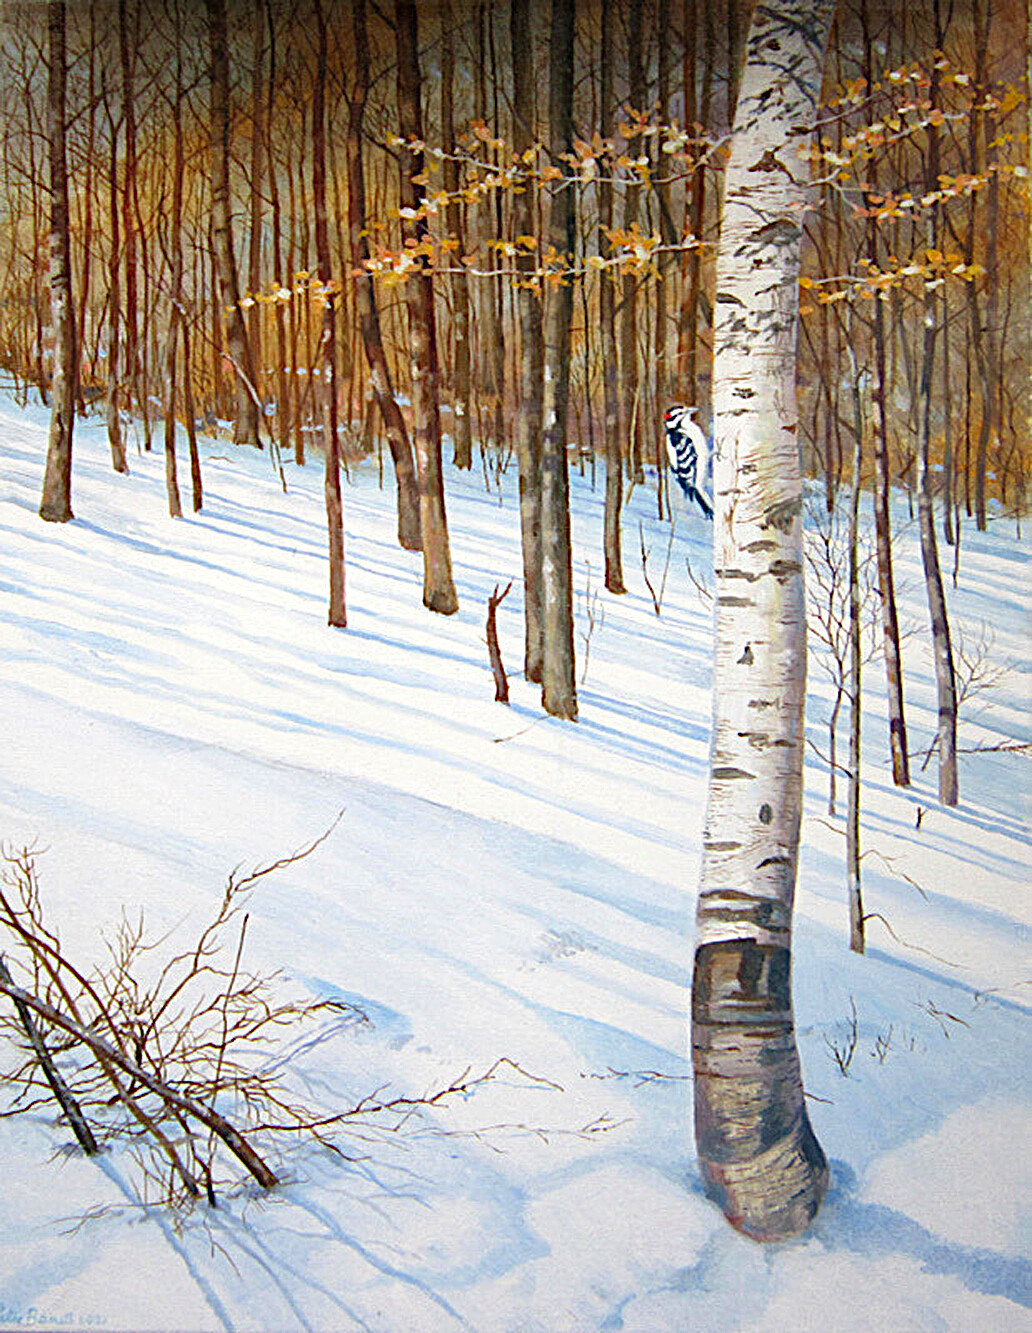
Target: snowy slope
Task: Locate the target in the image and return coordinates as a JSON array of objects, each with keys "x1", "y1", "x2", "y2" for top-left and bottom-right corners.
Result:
[{"x1": 0, "y1": 386, "x2": 1028, "y2": 1332}]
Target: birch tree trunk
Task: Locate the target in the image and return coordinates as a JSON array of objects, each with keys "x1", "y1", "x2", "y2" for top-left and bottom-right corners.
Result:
[
  {"x1": 691, "y1": 0, "x2": 833, "y2": 1242},
  {"x1": 39, "y1": 0, "x2": 76, "y2": 523}
]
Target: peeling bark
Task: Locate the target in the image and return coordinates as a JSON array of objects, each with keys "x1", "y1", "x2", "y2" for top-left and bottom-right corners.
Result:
[{"x1": 692, "y1": 0, "x2": 834, "y2": 1243}]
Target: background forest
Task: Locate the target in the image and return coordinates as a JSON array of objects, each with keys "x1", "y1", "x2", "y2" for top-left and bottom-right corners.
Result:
[{"x1": 1, "y1": 0, "x2": 1028, "y2": 567}]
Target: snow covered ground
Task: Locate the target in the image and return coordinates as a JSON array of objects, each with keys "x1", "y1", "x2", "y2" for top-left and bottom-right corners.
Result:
[{"x1": 0, "y1": 386, "x2": 1028, "y2": 1332}]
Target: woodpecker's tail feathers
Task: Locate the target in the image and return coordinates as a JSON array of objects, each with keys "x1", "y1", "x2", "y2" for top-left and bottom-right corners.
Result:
[{"x1": 687, "y1": 486, "x2": 714, "y2": 520}]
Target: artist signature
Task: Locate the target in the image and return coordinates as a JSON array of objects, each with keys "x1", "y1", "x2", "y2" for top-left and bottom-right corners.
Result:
[{"x1": 0, "y1": 1308, "x2": 105, "y2": 1329}]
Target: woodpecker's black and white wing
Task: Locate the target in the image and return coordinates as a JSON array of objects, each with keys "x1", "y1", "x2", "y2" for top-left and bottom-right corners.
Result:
[{"x1": 663, "y1": 406, "x2": 713, "y2": 519}]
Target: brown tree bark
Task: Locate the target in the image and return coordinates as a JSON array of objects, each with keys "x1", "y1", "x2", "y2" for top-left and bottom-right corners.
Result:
[
  {"x1": 510, "y1": 0, "x2": 546, "y2": 682},
  {"x1": 162, "y1": 17, "x2": 186, "y2": 520},
  {"x1": 621, "y1": 0, "x2": 645, "y2": 482},
  {"x1": 487, "y1": 582, "x2": 512, "y2": 703},
  {"x1": 313, "y1": 0, "x2": 345, "y2": 628},
  {"x1": 40, "y1": 0, "x2": 77, "y2": 523},
  {"x1": 862, "y1": 0, "x2": 909, "y2": 788},
  {"x1": 540, "y1": 0, "x2": 578, "y2": 719},
  {"x1": 264, "y1": 0, "x2": 291, "y2": 462},
  {"x1": 118, "y1": 0, "x2": 139, "y2": 433},
  {"x1": 347, "y1": 0, "x2": 421, "y2": 552},
  {"x1": 103, "y1": 65, "x2": 128, "y2": 475},
  {"x1": 441, "y1": 0, "x2": 473, "y2": 471},
  {"x1": 917, "y1": 26, "x2": 958, "y2": 805},
  {"x1": 247, "y1": 0, "x2": 264, "y2": 396},
  {"x1": 599, "y1": 3, "x2": 625, "y2": 593},
  {"x1": 395, "y1": 0, "x2": 459, "y2": 614}
]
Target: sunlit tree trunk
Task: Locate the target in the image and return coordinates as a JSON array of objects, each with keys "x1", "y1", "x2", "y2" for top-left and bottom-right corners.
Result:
[
  {"x1": 510, "y1": 0, "x2": 545, "y2": 681},
  {"x1": 312, "y1": 0, "x2": 345, "y2": 627},
  {"x1": 395, "y1": 0, "x2": 459, "y2": 614},
  {"x1": 207, "y1": 0, "x2": 261, "y2": 449},
  {"x1": 692, "y1": 0, "x2": 834, "y2": 1242},
  {"x1": 347, "y1": 0, "x2": 421, "y2": 552},
  {"x1": 540, "y1": 0, "x2": 577, "y2": 719},
  {"x1": 40, "y1": 0, "x2": 76, "y2": 523}
]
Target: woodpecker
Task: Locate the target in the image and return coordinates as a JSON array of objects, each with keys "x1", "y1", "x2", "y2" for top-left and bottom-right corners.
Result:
[{"x1": 663, "y1": 405, "x2": 713, "y2": 519}]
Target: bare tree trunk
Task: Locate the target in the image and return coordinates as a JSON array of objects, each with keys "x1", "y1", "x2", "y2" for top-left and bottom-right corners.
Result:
[
  {"x1": 395, "y1": 0, "x2": 458, "y2": 614},
  {"x1": 862, "y1": 6, "x2": 909, "y2": 788},
  {"x1": 103, "y1": 69, "x2": 128, "y2": 475},
  {"x1": 313, "y1": 0, "x2": 345, "y2": 628},
  {"x1": 916, "y1": 26, "x2": 958, "y2": 805},
  {"x1": 118, "y1": 0, "x2": 139, "y2": 434},
  {"x1": 540, "y1": 0, "x2": 578, "y2": 719},
  {"x1": 75, "y1": 3, "x2": 96, "y2": 417},
  {"x1": 163, "y1": 19, "x2": 185, "y2": 520},
  {"x1": 441, "y1": 0, "x2": 473, "y2": 470},
  {"x1": 621, "y1": 0, "x2": 645, "y2": 482},
  {"x1": 264, "y1": 0, "x2": 290, "y2": 461},
  {"x1": 247, "y1": 0, "x2": 264, "y2": 397},
  {"x1": 207, "y1": 0, "x2": 262, "y2": 449},
  {"x1": 653, "y1": 0, "x2": 673, "y2": 519},
  {"x1": 692, "y1": 0, "x2": 834, "y2": 1242},
  {"x1": 182, "y1": 318, "x2": 203, "y2": 511},
  {"x1": 487, "y1": 582, "x2": 512, "y2": 703},
  {"x1": 599, "y1": 7, "x2": 624, "y2": 594},
  {"x1": 845, "y1": 318, "x2": 865, "y2": 955},
  {"x1": 40, "y1": 0, "x2": 77, "y2": 523},
  {"x1": 347, "y1": 0, "x2": 421, "y2": 552},
  {"x1": 510, "y1": 0, "x2": 545, "y2": 681}
]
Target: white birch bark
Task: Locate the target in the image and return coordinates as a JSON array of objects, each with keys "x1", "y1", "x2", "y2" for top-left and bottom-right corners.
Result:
[{"x1": 691, "y1": 0, "x2": 835, "y2": 1242}]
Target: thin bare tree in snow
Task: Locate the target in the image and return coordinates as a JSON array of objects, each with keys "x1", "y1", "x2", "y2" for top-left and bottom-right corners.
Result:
[
  {"x1": 395, "y1": 0, "x2": 459, "y2": 615},
  {"x1": 39, "y1": 0, "x2": 77, "y2": 523},
  {"x1": 691, "y1": 0, "x2": 835, "y2": 1242},
  {"x1": 207, "y1": 0, "x2": 262, "y2": 449}
]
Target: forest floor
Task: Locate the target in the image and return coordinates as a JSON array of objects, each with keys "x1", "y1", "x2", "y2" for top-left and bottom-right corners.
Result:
[{"x1": 0, "y1": 385, "x2": 1028, "y2": 1332}]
